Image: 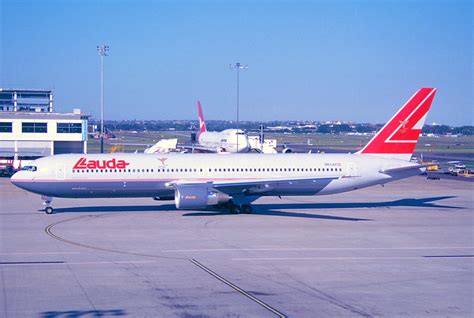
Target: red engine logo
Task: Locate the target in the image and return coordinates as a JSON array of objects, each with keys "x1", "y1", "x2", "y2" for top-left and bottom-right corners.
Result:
[{"x1": 73, "y1": 157, "x2": 130, "y2": 170}]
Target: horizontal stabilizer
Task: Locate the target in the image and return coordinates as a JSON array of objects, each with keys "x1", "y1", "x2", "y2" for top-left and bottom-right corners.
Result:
[{"x1": 379, "y1": 163, "x2": 437, "y2": 174}]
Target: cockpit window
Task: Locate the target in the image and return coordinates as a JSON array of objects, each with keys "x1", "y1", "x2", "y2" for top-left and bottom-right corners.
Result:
[{"x1": 21, "y1": 166, "x2": 37, "y2": 172}]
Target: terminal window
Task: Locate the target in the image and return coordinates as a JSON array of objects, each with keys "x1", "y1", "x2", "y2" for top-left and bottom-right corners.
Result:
[
  {"x1": 22, "y1": 122, "x2": 47, "y2": 133},
  {"x1": 0, "y1": 122, "x2": 12, "y2": 132},
  {"x1": 57, "y1": 123, "x2": 82, "y2": 134}
]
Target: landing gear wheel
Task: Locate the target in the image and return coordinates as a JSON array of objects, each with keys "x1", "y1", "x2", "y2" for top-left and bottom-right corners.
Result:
[
  {"x1": 45, "y1": 207, "x2": 54, "y2": 214},
  {"x1": 229, "y1": 204, "x2": 242, "y2": 214},
  {"x1": 242, "y1": 204, "x2": 253, "y2": 214}
]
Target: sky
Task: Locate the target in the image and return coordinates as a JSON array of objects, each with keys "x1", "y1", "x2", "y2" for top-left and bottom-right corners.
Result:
[{"x1": 0, "y1": 0, "x2": 472, "y2": 125}]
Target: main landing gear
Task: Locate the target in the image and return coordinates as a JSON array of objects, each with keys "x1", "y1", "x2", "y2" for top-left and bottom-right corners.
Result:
[
  {"x1": 226, "y1": 201, "x2": 253, "y2": 214},
  {"x1": 42, "y1": 195, "x2": 54, "y2": 214}
]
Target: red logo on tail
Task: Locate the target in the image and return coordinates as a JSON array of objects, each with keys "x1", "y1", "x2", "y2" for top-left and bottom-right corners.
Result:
[{"x1": 359, "y1": 88, "x2": 436, "y2": 157}]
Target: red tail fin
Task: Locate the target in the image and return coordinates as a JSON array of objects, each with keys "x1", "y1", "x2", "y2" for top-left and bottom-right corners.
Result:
[
  {"x1": 358, "y1": 88, "x2": 436, "y2": 161},
  {"x1": 197, "y1": 100, "x2": 207, "y2": 134}
]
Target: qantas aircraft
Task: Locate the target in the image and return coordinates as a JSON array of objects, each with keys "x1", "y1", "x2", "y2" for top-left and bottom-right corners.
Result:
[
  {"x1": 190, "y1": 101, "x2": 250, "y2": 153},
  {"x1": 11, "y1": 88, "x2": 436, "y2": 214}
]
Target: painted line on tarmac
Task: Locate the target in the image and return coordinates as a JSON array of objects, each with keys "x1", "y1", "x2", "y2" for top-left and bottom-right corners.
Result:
[
  {"x1": 44, "y1": 215, "x2": 184, "y2": 260},
  {"x1": 45, "y1": 217, "x2": 287, "y2": 317},
  {"x1": 0, "y1": 252, "x2": 81, "y2": 255},
  {"x1": 0, "y1": 261, "x2": 64, "y2": 265},
  {"x1": 190, "y1": 258, "x2": 286, "y2": 318},
  {"x1": 0, "y1": 260, "x2": 157, "y2": 266},
  {"x1": 163, "y1": 246, "x2": 474, "y2": 253},
  {"x1": 232, "y1": 256, "x2": 474, "y2": 261},
  {"x1": 424, "y1": 255, "x2": 474, "y2": 258}
]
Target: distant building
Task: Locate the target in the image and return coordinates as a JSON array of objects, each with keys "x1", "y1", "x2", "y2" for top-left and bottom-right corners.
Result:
[
  {"x1": 0, "y1": 88, "x2": 89, "y2": 167},
  {"x1": 0, "y1": 88, "x2": 53, "y2": 112}
]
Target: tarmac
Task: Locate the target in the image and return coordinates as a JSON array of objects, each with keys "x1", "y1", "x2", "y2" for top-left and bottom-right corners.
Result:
[{"x1": 0, "y1": 175, "x2": 472, "y2": 317}]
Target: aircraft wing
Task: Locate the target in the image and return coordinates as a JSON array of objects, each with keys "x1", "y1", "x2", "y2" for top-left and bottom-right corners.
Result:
[
  {"x1": 167, "y1": 176, "x2": 338, "y2": 195},
  {"x1": 180, "y1": 145, "x2": 221, "y2": 153}
]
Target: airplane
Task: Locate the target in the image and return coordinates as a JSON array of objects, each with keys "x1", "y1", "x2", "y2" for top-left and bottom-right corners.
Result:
[
  {"x1": 187, "y1": 101, "x2": 251, "y2": 153},
  {"x1": 11, "y1": 88, "x2": 437, "y2": 215}
]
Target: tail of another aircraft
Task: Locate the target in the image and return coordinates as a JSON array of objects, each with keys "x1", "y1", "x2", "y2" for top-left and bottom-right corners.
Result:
[
  {"x1": 197, "y1": 101, "x2": 207, "y2": 134},
  {"x1": 357, "y1": 88, "x2": 437, "y2": 161}
]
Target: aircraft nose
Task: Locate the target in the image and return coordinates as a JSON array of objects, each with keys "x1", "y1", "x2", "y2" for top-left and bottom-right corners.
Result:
[
  {"x1": 10, "y1": 170, "x2": 30, "y2": 187},
  {"x1": 10, "y1": 171, "x2": 22, "y2": 185},
  {"x1": 10, "y1": 171, "x2": 37, "y2": 193}
]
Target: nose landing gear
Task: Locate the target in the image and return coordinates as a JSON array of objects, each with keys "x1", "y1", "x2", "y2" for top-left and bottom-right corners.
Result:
[{"x1": 42, "y1": 196, "x2": 54, "y2": 214}]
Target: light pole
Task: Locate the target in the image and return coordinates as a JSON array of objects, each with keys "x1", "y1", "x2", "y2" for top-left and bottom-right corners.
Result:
[
  {"x1": 229, "y1": 62, "x2": 248, "y2": 152},
  {"x1": 97, "y1": 44, "x2": 109, "y2": 153}
]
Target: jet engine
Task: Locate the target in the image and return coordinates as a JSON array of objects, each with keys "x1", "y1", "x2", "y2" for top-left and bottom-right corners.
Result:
[
  {"x1": 282, "y1": 147, "x2": 293, "y2": 153},
  {"x1": 174, "y1": 185, "x2": 230, "y2": 209}
]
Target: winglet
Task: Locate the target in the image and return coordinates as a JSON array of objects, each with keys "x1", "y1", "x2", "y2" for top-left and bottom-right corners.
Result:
[
  {"x1": 357, "y1": 88, "x2": 437, "y2": 161},
  {"x1": 197, "y1": 101, "x2": 207, "y2": 134}
]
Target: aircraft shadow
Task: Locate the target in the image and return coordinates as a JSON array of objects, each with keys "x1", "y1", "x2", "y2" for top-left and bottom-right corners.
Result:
[
  {"x1": 49, "y1": 196, "x2": 461, "y2": 221},
  {"x1": 51, "y1": 204, "x2": 176, "y2": 213},
  {"x1": 184, "y1": 196, "x2": 462, "y2": 221},
  {"x1": 255, "y1": 196, "x2": 462, "y2": 211},
  {"x1": 183, "y1": 210, "x2": 371, "y2": 221}
]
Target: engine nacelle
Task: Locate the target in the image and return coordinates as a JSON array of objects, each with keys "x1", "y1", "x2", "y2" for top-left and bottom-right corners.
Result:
[
  {"x1": 282, "y1": 147, "x2": 293, "y2": 153},
  {"x1": 174, "y1": 185, "x2": 230, "y2": 209}
]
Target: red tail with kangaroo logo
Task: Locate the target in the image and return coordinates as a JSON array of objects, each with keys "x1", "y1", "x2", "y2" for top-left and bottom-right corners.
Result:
[
  {"x1": 197, "y1": 101, "x2": 207, "y2": 134},
  {"x1": 357, "y1": 88, "x2": 436, "y2": 161}
]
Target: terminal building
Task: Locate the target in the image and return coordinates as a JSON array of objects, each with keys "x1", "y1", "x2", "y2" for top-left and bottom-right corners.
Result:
[{"x1": 0, "y1": 88, "x2": 89, "y2": 167}]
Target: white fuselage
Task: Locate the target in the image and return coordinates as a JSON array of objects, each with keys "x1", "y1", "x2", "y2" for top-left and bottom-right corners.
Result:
[
  {"x1": 11, "y1": 153, "x2": 420, "y2": 200},
  {"x1": 198, "y1": 129, "x2": 250, "y2": 153}
]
